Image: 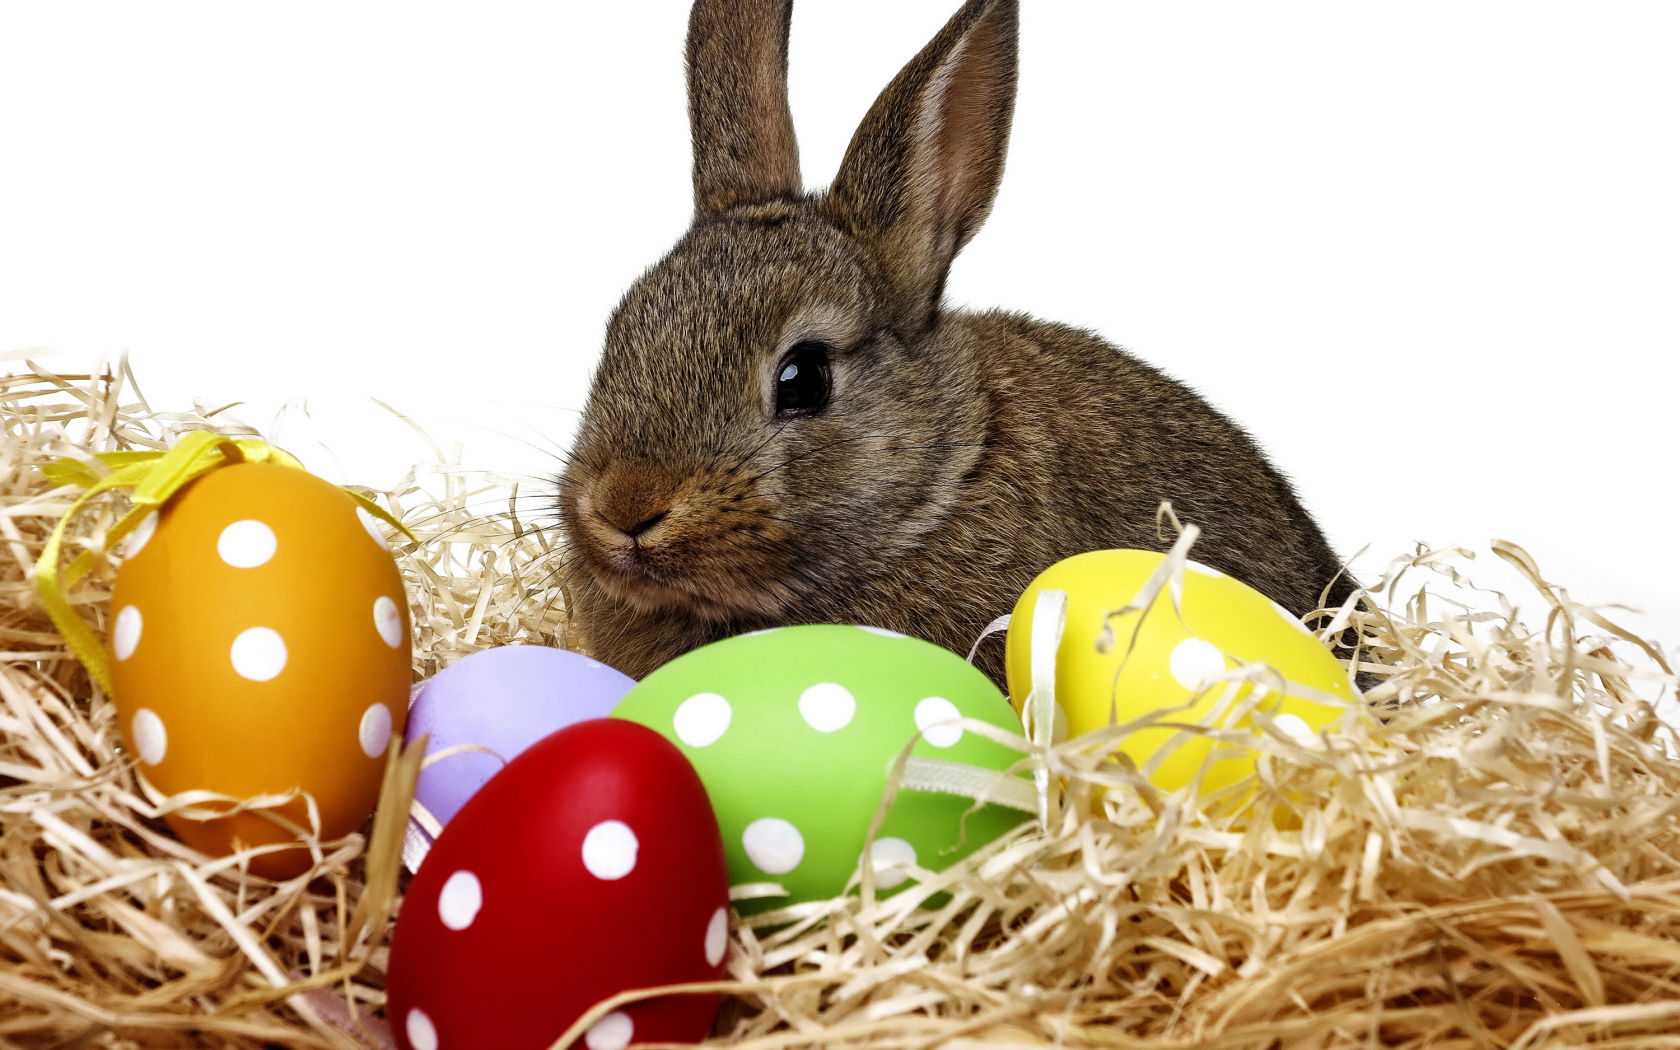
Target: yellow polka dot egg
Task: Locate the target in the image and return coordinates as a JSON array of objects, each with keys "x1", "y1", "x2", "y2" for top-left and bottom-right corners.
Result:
[
  {"x1": 1005, "y1": 549, "x2": 1358, "y2": 798},
  {"x1": 108, "y1": 462, "x2": 411, "y2": 878}
]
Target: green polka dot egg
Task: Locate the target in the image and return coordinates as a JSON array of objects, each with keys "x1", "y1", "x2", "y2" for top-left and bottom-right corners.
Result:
[
  {"x1": 1006, "y1": 549, "x2": 1358, "y2": 797},
  {"x1": 612, "y1": 625, "x2": 1031, "y2": 911}
]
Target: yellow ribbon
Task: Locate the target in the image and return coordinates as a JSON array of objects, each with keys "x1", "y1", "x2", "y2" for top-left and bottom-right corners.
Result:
[{"x1": 35, "y1": 430, "x2": 416, "y2": 696}]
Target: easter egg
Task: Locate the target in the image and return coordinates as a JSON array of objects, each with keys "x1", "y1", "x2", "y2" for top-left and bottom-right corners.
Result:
[
  {"x1": 386, "y1": 718, "x2": 728, "y2": 1050},
  {"x1": 1006, "y1": 549, "x2": 1357, "y2": 797},
  {"x1": 404, "y1": 645, "x2": 635, "y2": 864},
  {"x1": 107, "y1": 461, "x2": 410, "y2": 878},
  {"x1": 611, "y1": 625, "x2": 1031, "y2": 912}
]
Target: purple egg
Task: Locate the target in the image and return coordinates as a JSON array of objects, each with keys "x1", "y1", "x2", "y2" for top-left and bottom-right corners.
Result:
[{"x1": 403, "y1": 646, "x2": 634, "y2": 867}]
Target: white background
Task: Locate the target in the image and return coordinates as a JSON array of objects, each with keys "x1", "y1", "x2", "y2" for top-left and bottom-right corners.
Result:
[{"x1": 3, "y1": 2, "x2": 1677, "y2": 658}]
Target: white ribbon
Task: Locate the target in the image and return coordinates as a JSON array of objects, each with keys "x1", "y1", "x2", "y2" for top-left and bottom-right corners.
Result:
[
  {"x1": 900, "y1": 756, "x2": 1038, "y2": 813},
  {"x1": 1027, "y1": 588, "x2": 1069, "y2": 830},
  {"x1": 966, "y1": 613, "x2": 1013, "y2": 663}
]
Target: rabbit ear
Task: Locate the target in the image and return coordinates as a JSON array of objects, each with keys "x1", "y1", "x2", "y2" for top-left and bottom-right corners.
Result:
[
  {"x1": 688, "y1": 0, "x2": 803, "y2": 215},
  {"x1": 822, "y1": 0, "x2": 1018, "y2": 335}
]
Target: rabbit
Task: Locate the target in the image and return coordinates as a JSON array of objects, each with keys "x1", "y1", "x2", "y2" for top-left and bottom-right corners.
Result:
[{"x1": 556, "y1": 0, "x2": 1358, "y2": 689}]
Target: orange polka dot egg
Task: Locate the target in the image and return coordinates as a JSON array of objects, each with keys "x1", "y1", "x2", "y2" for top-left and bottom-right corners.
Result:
[{"x1": 108, "y1": 462, "x2": 411, "y2": 878}]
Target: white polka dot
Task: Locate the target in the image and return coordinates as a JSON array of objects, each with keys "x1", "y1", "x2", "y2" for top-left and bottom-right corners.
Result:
[
  {"x1": 673, "y1": 692, "x2": 732, "y2": 748},
  {"x1": 438, "y1": 870, "x2": 483, "y2": 930},
  {"x1": 581, "y1": 820, "x2": 638, "y2": 880},
  {"x1": 742, "y1": 817, "x2": 804, "y2": 875},
  {"x1": 124, "y1": 512, "x2": 158, "y2": 557},
  {"x1": 112, "y1": 605, "x2": 142, "y2": 660},
  {"x1": 798, "y1": 682, "x2": 856, "y2": 733},
  {"x1": 857, "y1": 625, "x2": 906, "y2": 638},
  {"x1": 1169, "y1": 638, "x2": 1226, "y2": 691},
  {"x1": 585, "y1": 1012, "x2": 633, "y2": 1050},
  {"x1": 131, "y1": 708, "x2": 166, "y2": 765},
  {"x1": 914, "y1": 696, "x2": 964, "y2": 748},
  {"x1": 1274, "y1": 713, "x2": 1316, "y2": 743},
  {"x1": 216, "y1": 519, "x2": 276, "y2": 568},
  {"x1": 359, "y1": 703, "x2": 393, "y2": 758},
  {"x1": 1273, "y1": 601, "x2": 1315, "y2": 634},
  {"x1": 230, "y1": 627, "x2": 287, "y2": 681},
  {"x1": 406, "y1": 1008, "x2": 438, "y2": 1050},
  {"x1": 868, "y1": 837, "x2": 918, "y2": 889},
  {"x1": 1187, "y1": 560, "x2": 1226, "y2": 578},
  {"x1": 358, "y1": 507, "x2": 392, "y2": 551},
  {"x1": 704, "y1": 906, "x2": 728, "y2": 966},
  {"x1": 373, "y1": 596, "x2": 405, "y2": 649}
]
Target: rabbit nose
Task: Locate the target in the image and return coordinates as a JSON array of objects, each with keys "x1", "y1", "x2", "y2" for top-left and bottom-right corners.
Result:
[
  {"x1": 618, "y1": 509, "x2": 669, "y2": 539},
  {"x1": 592, "y1": 462, "x2": 677, "y2": 542}
]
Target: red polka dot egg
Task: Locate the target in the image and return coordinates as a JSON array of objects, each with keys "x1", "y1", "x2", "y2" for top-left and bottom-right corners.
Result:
[
  {"x1": 387, "y1": 718, "x2": 729, "y2": 1050},
  {"x1": 107, "y1": 461, "x2": 410, "y2": 878}
]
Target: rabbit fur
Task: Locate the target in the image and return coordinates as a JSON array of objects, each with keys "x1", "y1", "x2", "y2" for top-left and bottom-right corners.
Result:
[{"x1": 557, "y1": 0, "x2": 1357, "y2": 687}]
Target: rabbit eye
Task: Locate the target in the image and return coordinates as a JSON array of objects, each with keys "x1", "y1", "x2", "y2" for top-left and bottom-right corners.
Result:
[{"x1": 774, "y1": 341, "x2": 832, "y2": 418}]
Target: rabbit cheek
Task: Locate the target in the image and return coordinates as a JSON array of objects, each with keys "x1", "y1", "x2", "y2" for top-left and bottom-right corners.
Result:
[{"x1": 639, "y1": 496, "x2": 801, "y2": 617}]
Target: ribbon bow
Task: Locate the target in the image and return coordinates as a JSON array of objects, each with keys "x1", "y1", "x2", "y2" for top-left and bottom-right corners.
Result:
[{"x1": 34, "y1": 429, "x2": 414, "y2": 696}]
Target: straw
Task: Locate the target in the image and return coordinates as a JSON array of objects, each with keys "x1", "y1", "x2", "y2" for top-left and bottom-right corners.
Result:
[{"x1": 5, "y1": 363, "x2": 1679, "y2": 1049}]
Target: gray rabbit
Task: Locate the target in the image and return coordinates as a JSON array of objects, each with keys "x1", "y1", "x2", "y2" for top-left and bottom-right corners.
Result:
[{"x1": 557, "y1": 0, "x2": 1355, "y2": 686}]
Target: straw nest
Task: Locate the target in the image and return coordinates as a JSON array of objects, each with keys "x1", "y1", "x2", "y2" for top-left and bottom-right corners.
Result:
[{"x1": 4, "y1": 365, "x2": 1679, "y2": 1050}]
